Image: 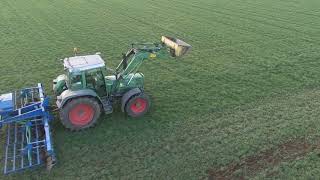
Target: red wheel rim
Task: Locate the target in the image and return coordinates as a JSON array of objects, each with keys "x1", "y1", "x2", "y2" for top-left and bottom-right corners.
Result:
[
  {"x1": 130, "y1": 98, "x2": 147, "y2": 114},
  {"x1": 69, "y1": 104, "x2": 94, "y2": 126}
]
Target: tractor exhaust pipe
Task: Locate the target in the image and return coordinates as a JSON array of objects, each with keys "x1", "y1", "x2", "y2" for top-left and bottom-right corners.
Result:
[{"x1": 161, "y1": 36, "x2": 191, "y2": 57}]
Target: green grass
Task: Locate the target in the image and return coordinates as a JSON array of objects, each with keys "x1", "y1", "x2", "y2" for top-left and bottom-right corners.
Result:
[
  {"x1": 253, "y1": 150, "x2": 320, "y2": 179},
  {"x1": 1, "y1": 0, "x2": 320, "y2": 179}
]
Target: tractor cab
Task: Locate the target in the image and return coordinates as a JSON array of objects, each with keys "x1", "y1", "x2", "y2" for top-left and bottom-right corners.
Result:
[{"x1": 53, "y1": 54, "x2": 108, "y2": 96}]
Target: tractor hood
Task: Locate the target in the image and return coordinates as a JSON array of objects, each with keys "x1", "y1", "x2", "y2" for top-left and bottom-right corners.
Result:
[{"x1": 53, "y1": 74, "x2": 67, "y2": 96}]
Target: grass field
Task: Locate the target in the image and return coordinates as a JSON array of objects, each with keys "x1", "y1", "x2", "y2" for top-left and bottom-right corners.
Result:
[{"x1": 1, "y1": 0, "x2": 320, "y2": 179}]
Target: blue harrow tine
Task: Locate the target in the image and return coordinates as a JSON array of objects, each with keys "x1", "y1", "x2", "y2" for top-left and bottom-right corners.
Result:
[
  {"x1": 13, "y1": 123, "x2": 17, "y2": 171},
  {"x1": 20, "y1": 91, "x2": 23, "y2": 108},
  {"x1": 4, "y1": 124, "x2": 10, "y2": 173},
  {"x1": 20, "y1": 125, "x2": 25, "y2": 169},
  {"x1": 44, "y1": 118, "x2": 52, "y2": 153},
  {"x1": 27, "y1": 125, "x2": 32, "y2": 167},
  {"x1": 24, "y1": 91, "x2": 27, "y2": 106},
  {"x1": 35, "y1": 121, "x2": 40, "y2": 164},
  {"x1": 31, "y1": 89, "x2": 34, "y2": 102},
  {"x1": 14, "y1": 90, "x2": 17, "y2": 109}
]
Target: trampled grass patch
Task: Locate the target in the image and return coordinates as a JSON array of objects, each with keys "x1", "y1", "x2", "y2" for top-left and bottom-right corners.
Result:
[{"x1": 1, "y1": 0, "x2": 320, "y2": 179}]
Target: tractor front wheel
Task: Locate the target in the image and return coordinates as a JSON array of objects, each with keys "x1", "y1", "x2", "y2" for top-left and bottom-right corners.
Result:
[
  {"x1": 60, "y1": 97, "x2": 101, "y2": 131},
  {"x1": 125, "y1": 93, "x2": 150, "y2": 118}
]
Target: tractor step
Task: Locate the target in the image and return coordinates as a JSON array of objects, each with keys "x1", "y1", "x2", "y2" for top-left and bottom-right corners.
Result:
[{"x1": 101, "y1": 98, "x2": 113, "y2": 114}]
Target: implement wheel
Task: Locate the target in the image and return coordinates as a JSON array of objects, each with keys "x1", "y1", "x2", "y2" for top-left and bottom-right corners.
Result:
[
  {"x1": 125, "y1": 93, "x2": 150, "y2": 118},
  {"x1": 60, "y1": 97, "x2": 101, "y2": 131}
]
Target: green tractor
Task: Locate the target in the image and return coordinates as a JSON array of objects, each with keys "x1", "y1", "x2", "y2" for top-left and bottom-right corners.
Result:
[{"x1": 53, "y1": 36, "x2": 191, "y2": 130}]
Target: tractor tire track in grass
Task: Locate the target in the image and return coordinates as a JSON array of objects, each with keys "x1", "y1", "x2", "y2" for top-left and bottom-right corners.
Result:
[
  {"x1": 175, "y1": 0, "x2": 319, "y2": 42},
  {"x1": 208, "y1": 138, "x2": 320, "y2": 179}
]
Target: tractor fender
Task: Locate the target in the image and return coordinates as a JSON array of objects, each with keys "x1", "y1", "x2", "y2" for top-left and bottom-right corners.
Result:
[
  {"x1": 56, "y1": 89, "x2": 102, "y2": 108},
  {"x1": 121, "y1": 88, "x2": 142, "y2": 112}
]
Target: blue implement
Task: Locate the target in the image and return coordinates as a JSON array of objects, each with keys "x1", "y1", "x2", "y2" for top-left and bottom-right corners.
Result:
[
  {"x1": 0, "y1": 93, "x2": 14, "y2": 117},
  {"x1": 0, "y1": 83, "x2": 56, "y2": 174}
]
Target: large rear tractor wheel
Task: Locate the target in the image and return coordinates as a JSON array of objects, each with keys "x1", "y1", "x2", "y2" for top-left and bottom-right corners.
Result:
[
  {"x1": 60, "y1": 97, "x2": 101, "y2": 131},
  {"x1": 125, "y1": 93, "x2": 150, "y2": 118}
]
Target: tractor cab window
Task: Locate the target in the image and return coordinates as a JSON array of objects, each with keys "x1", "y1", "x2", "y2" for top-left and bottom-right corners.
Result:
[
  {"x1": 69, "y1": 73, "x2": 83, "y2": 89},
  {"x1": 85, "y1": 69, "x2": 106, "y2": 95}
]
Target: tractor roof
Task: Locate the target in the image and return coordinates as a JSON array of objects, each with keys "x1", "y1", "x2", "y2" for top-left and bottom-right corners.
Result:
[{"x1": 64, "y1": 54, "x2": 105, "y2": 73}]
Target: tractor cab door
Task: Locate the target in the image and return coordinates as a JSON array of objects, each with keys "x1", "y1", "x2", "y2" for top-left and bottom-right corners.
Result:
[
  {"x1": 69, "y1": 72, "x2": 84, "y2": 90},
  {"x1": 85, "y1": 68, "x2": 107, "y2": 96}
]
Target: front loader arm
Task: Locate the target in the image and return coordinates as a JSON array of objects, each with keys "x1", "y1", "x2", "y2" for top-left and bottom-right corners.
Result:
[
  {"x1": 115, "y1": 36, "x2": 191, "y2": 79},
  {"x1": 115, "y1": 44, "x2": 165, "y2": 79}
]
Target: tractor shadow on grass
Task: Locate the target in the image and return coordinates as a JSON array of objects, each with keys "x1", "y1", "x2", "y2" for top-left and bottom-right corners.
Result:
[{"x1": 207, "y1": 138, "x2": 320, "y2": 180}]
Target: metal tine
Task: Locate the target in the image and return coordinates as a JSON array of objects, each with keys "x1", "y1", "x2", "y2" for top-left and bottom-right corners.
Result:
[
  {"x1": 34, "y1": 121, "x2": 40, "y2": 165},
  {"x1": 20, "y1": 125, "x2": 25, "y2": 169},
  {"x1": 34, "y1": 87, "x2": 39, "y2": 101},
  {"x1": 31, "y1": 88, "x2": 34, "y2": 102},
  {"x1": 14, "y1": 90, "x2": 17, "y2": 110},
  {"x1": 26, "y1": 125, "x2": 32, "y2": 167},
  {"x1": 32, "y1": 121, "x2": 42, "y2": 166},
  {"x1": 24, "y1": 89, "x2": 28, "y2": 106},
  {"x1": 13, "y1": 123, "x2": 18, "y2": 171},
  {"x1": 4, "y1": 124, "x2": 11, "y2": 173},
  {"x1": 20, "y1": 90, "x2": 23, "y2": 109},
  {"x1": 28, "y1": 121, "x2": 43, "y2": 163},
  {"x1": 6, "y1": 124, "x2": 11, "y2": 145},
  {"x1": 4, "y1": 124, "x2": 17, "y2": 173},
  {"x1": 36, "y1": 124, "x2": 40, "y2": 167}
]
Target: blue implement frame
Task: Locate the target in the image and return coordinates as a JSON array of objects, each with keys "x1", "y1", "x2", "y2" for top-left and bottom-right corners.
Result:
[{"x1": 0, "y1": 83, "x2": 55, "y2": 174}]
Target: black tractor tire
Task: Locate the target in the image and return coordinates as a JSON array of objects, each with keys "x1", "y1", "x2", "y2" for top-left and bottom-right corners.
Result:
[
  {"x1": 59, "y1": 97, "x2": 101, "y2": 131},
  {"x1": 125, "y1": 93, "x2": 150, "y2": 118}
]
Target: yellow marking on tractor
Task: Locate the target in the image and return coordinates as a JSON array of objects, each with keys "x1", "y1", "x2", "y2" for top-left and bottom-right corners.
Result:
[{"x1": 149, "y1": 53, "x2": 157, "y2": 58}]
